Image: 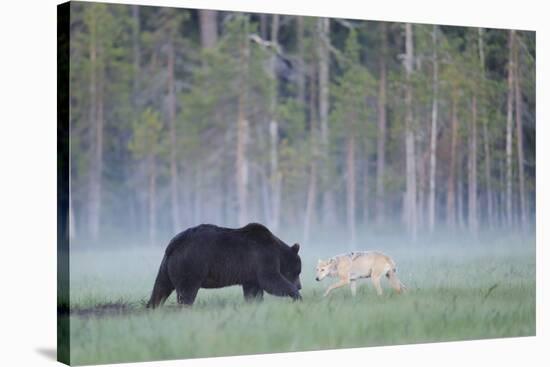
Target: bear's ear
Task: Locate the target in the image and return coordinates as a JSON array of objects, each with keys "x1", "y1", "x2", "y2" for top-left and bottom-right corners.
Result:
[{"x1": 291, "y1": 243, "x2": 300, "y2": 253}]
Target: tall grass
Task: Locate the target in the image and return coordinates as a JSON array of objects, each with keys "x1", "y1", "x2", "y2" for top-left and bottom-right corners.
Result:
[{"x1": 65, "y1": 234, "x2": 535, "y2": 365}]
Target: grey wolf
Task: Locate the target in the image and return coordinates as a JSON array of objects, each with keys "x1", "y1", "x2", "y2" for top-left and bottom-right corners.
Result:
[{"x1": 316, "y1": 251, "x2": 404, "y2": 297}]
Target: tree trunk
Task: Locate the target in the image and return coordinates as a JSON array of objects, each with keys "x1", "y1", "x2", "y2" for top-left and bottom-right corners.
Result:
[
  {"x1": 457, "y1": 153, "x2": 464, "y2": 230},
  {"x1": 148, "y1": 155, "x2": 157, "y2": 246},
  {"x1": 478, "y1": 28, "x2": 494, "y2": 228},
  {"x1": 303, "y1": 163, "x2": 317, "y2": 246},
  {"x1": 69, "y1": 185, "x2": 76, "y2": 240},
  {"x1": 198, "y1": 9, "x2": 218, "y2": 224},
  {"x1": 132, "y1": 5, "x2": 141, "y2": 99},
  {"x1": 318, "y1": 18, "x2": 336, "y2": 226},
  {"x1": 447, "y1": 93, "x2": 458, "y2": 229},
  {"x1": 404, "y1": 23, "x2": 417, "y2": 241},
  {"x1": 514, "y1": 33, "x2": 527, "y2": 230},
  {"x1": 318, "y1": 18, "x2": 329, "y2": 150},
  {"x1": 167, "y1": 39, "x2": 181, "y2": 232},
  {"x1": 417, "y1": 149, "x2": 426, "y2": 230},
  {"x1": 260, "y1": 14, "x2": 268, "y2": 39},
  {"x1": 131, "y1": 5, "x2": 141, "y2": 234},
  {"x1": 468, "y1": 95, "x2": 478, "y2": 234},
  {"x1": 506, "y1": 30, "x2": 515, "y2": 227},
  {"x1": 196, "y1": 168, "x2": 204, "y2": 223},
  {"x1": 87, "y1": 11, "x2": 103, "y2": 241},
  {"x1": 376, "y1": 22, "x2": 387, "y2": 226},
  {"x1": 199, "y1": 10, "x2": 218, "y2": 48},
  {"x1": 236, "y1": 17, "x2": 250, "y2": 226},
  {"x1": 303, "y1": 61, "x2": 318, "y2": 245},
  {"x1": 269, "y1": 14, "x2": 282, "y2": 232},
  {"x1": 296, "y1": 16, "x2": 306, "y2": 108},
  {"x1": 428, "y1": 25, "x2": 438, "y2": 233},
  {"x1": 347, "y1": 135, "x2": 357, "y2": 249}
]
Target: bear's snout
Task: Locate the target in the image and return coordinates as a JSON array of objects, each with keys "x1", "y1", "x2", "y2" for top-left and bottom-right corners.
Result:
[{"x1": 315, "y1": 277, "x2": 320, "y2": 281}]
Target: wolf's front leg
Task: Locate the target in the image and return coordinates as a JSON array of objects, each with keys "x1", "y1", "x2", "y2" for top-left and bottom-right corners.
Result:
[
  {"x1": 350, "y1": 280, "x2": 357, "y2": 297},
  {"x1": 324, "y1": 278, "x2": 350, "y2": 297},
  {"x1": 371, "y1": 274, "x2": 383, "y2": 295}
]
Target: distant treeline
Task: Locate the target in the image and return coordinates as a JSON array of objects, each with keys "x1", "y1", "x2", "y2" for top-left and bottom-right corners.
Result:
[{"x1": 67, "y1": 3, "x2": 535, "y2": 246}]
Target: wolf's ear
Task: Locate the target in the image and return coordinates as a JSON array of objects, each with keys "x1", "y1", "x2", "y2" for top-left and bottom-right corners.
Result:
[{"x1": 291, "y1": 243, "x2": 300, "y2": 253}]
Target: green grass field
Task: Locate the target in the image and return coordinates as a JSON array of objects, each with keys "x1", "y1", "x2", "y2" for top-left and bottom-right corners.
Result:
[{"x1": 63, "y1": 234, "x2": 535, "y2": 365}]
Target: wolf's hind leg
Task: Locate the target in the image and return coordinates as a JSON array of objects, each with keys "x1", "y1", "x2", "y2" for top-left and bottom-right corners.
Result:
[{"x1": 371, "y1": 274, "x2": 383, "y2": 296}]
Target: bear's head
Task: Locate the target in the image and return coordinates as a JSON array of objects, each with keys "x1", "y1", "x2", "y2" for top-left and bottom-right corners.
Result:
[{"x1": 280, "y1": 243, "x2": 302, "y2": 290}]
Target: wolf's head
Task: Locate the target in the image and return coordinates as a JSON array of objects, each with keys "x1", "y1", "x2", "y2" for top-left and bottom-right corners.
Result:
[{"x1": 315, "y1": 258, "x2": 335, "y2": 281}]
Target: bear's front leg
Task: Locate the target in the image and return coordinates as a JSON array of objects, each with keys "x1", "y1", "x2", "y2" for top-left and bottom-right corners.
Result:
[
  {"x1": 258, "y1": 272, "x2": 302, "y2": 301},
  {"x1": 243, "y1": 283, "x2": 264, "y2": 302}
]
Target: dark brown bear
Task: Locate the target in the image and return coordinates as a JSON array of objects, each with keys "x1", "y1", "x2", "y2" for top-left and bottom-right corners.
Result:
[{"x1": 147, "y1": 223, "x2": 302, "y2": 307}]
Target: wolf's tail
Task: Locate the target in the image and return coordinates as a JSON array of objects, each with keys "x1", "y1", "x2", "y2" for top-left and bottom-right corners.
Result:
[{"x1": 146, "y1": 255, "x2": 174, "y2": 308}]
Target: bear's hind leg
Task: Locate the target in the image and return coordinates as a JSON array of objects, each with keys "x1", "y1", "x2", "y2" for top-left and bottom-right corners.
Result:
[
  {"x1": 175, "y1": 275, "x2": 203, "y2": 306},
  {"x1": 243, "y1": 283, "x2": 264, "y2": 302},
  {"x1": 176, "y1": 285, "x2": 200, "y2": 306}
]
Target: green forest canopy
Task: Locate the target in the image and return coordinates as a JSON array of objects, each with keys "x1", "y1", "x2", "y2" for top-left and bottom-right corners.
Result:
[{"x1": 66, "y1": 2, "x2": 535, "y2": 247}]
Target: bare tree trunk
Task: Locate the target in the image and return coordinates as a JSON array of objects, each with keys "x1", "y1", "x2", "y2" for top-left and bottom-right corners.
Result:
[
  {"x1": 69, "y1": 185, "x2": 76, "y2": 240},
  {"x1": 303, "y1": 163, "x2": 317, "y2": 245},
  {"x1": 167, "y1": 39, "x2": 181, "y2": 232},
  {"x1": 260, "y1": 14, "x2": 268, "y2": 39},
  {"x1": 376, "y1": 22, "x2": 387, "y2": 226},
  {"x1": 347, "y1": 135, "x2": 357, "y2": 249},
  {"x1": 88, "y1": 11, "x2": 103, "y2": 241},
  {"x1": 199, "y1": 10, "x2": 218, "y2": 48},
  {"x1": 447, "y1": 93, "x2": 458, "y2": 229},
  {"x1": 457, "y1": 153, "x2": 464, "y2": 230},
  {"x1": 483, "y1": 120, "x2": 493, "y2": 226},
  {"x1": 478, "y1": 28, "x2": 494, "y2": 228},
  {"x1": 514, "y1": 33, "x2": 527, "y2": 230},
  {"x1": 468, "y1": 95, "x2": 478, "y2": 234},
  {"x1": 318, "y1": 18, "x2": 335, "y2": 226},
  {"x1": 404, "y1": 23, "x2": 417, "y2": 241},
  {"x1": 131, "y1": 5, "x2": 141, "y2": 234},
  {"x1": 303, "y1": 63, "x2": 318, "y2": 245},
  {"x1": 417, "y1": 150, "x2": 426, "y2": 230},
  {"x1": 269, "y1": 14, "x2": 282, "y2": 232},
  {"x1": 506, "y1": 30, "x2": 515, "y2": 227},
  {"x1": 236, "y1": 17, "x2": 250, "y2": 226},
  {"x1": 363, "y1": 160, "x2": 369, "y2": 225},
  {"x1": 198, "y1": 9, "x2": 218, "y2": 224},
  {"x1": 87, "y1": 16, "x2": 97, "y2": 239},
  {"x1": 193, "y1": 167, "x2": 203, "y2": 224},
  {"x1": 132, "y1": 5, "x2": 141, "y2": 97},
  {"x1": 318, "y1": 18, "x2": 329, "y2": 151},
  {"x1": 428, "y1": 25, "x2": 438, "y2": 233},
  {"x1": 296, "y1": 16, "x2": 306, "y2": 108},
  {"x1": 148, "y1": 155, "x2": 157, "y2": 246}
]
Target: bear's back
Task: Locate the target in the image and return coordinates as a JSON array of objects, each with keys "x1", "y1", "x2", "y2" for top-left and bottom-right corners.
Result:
[{"x1": 164, "y1": 223, "x2": 284, "y2": 258}]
